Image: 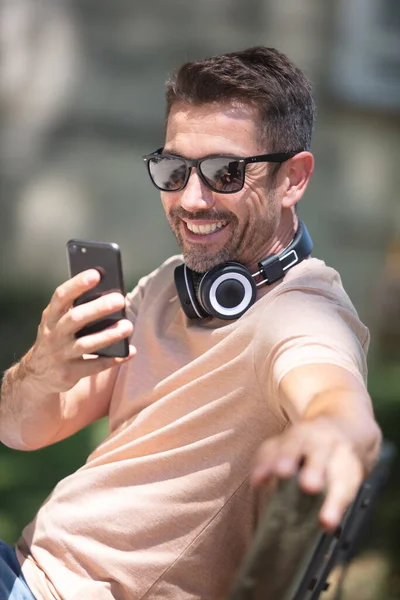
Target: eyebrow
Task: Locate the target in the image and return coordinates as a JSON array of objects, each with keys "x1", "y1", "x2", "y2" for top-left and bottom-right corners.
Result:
[{"x1": 162, "y1": 148, "x2": 242, "y2": 160}]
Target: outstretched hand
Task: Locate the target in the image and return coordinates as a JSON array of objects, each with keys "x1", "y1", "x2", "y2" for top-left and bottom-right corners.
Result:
[{"x1": 251, "y1": 417, "x2": 365, "y2": 531}]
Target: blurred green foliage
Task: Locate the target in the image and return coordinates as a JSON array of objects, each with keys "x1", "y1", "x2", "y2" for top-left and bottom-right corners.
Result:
[{"x1": 0, "y1": 287, "x2": 399, "y2": 592}]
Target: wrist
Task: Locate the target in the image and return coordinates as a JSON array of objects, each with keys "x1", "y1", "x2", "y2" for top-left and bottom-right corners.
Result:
[{"x1": 18, "y1": 346, "x2": 57, "y2": 396}]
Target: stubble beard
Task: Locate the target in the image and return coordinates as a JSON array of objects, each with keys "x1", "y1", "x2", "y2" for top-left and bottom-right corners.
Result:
[
  {"x1": 167, "y1": 207, "x2": 238, "y2": 273},
  {"x1": 183, "y1": 242, "x2": 233, "y2": 273},
  {"x1": 167, "y1": 192, "x2": 279, "y2": 273}
]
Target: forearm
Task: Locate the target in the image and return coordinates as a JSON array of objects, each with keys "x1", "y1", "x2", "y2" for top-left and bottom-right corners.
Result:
[
  {"x1": 0, "y1": 349, "x2": 64, "y2": 451},
  {"x1": 302, "y1": 387, "x2": 382, "y2": 474}
]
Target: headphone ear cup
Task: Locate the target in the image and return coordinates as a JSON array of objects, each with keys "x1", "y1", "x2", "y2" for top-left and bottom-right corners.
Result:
[
  {"x1": 174, "y1": 264, "x2": 209, "y2": 319},
  {"x1": 199, "y1": 262, "x2": 257, "y2": 320}
]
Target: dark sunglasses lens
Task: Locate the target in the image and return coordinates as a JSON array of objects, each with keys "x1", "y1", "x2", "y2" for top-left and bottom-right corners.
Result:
[
  {"x1": 148, "y1": 156, "x2": 187, "y2": 191},
  {"x1": 200, "y1": 157, "x2": 243, "y2": 192}
]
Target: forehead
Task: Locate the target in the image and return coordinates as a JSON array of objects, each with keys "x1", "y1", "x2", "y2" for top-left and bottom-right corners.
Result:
[{"x1": 165, "y1": 101, "x2": 263, "y2": 156}]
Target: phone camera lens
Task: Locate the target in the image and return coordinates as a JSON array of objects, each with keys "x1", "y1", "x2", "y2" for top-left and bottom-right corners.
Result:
[{"x1": 70, "y1": 244, "x2": 78, "y2": 253}]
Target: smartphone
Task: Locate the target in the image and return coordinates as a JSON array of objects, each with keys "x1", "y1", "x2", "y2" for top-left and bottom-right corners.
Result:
[{"x1": 66, "y1": 239, "x2": 129, "y2": 358}]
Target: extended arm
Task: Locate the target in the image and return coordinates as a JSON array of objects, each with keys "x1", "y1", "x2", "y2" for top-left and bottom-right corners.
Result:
[{"x1": 252, "y1": 364, "x2": 382, "y2": 531}]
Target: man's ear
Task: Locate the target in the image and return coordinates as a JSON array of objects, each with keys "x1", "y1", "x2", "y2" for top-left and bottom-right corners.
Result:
[{"x1": 281, "y1": 152, "x2": 314, "y2": 209}]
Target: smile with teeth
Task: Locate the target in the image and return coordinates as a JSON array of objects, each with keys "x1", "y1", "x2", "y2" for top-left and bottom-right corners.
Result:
[{"x1": 186, "y1": 221, "x2": 227, "y2": 235}]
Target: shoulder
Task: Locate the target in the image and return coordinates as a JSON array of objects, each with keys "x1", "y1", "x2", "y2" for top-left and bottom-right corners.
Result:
[
  {"x1": 253, "y1": 256, "x2": 369, "y2": 351},
  {"x1": 281, "y1": 257, "x2": 345, "y2": 292},
  {"x1": 267, "y1": 257, "x2": 358, "y2": 315},
  {"x1": 252, "y1": 258, "x2": 370, "y2": 391}
]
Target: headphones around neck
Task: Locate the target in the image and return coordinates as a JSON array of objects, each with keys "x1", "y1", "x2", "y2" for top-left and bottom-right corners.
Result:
[{"x1": 174, "y1": 220, "x2": 313, "y2": 321}]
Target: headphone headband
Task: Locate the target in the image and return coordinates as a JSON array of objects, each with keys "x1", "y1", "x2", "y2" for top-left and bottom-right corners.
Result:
[{"x1": 257, "y1": 220, "x2": 313, "y2": 284}]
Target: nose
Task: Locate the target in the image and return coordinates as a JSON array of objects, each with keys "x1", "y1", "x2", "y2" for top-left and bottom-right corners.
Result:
[{"x1": 179, "y1": 169, "x2": 215, "y2": 212}]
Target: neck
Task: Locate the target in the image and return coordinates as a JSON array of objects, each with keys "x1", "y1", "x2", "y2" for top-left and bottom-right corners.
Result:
[{"x1": 246, "y1": 210, "x2": 298, "y2": 274}]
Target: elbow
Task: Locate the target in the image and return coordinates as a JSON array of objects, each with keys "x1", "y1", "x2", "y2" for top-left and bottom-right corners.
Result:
[
  {"x1": 0, "y1": 426, "x2": 32, "y2": 451},
  {"x1": 0, "y1": 419, "x2": 52, "y2": 452}
]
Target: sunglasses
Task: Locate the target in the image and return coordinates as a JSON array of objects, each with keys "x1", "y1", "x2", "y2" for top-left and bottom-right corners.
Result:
[{"x1": 142, "y1": 148, "x2": 299, "y2": 194}]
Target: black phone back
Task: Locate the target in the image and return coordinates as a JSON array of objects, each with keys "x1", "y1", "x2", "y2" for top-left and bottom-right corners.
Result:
[{"x1": 66, "y1": 239, "x2": 129, "y2": 358}]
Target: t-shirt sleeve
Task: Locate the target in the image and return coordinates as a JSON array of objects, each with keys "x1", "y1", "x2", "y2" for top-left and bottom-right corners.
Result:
[{"x1": 254, "y1": 285, "x2": 370, "y2": 411}]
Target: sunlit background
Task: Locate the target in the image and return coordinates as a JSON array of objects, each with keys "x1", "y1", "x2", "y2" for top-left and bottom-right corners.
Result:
[{"x1": 0, "y1": 1, "x2": 399, "y2": 598}]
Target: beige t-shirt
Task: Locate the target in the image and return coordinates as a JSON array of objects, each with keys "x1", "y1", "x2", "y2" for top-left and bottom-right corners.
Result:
[{"x1": 16, "y1": 256, "x2": 369, "y2": 600}]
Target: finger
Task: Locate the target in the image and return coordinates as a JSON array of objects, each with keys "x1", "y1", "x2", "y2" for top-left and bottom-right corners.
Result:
[
  {"x1": 252, "y1": 438, "x2": 285, "y2": 485},
  {"x1": 319, "y1": 447, "x2": 364, "y2": 531},
  {"x1": 69, "y1": 319, "x2": 134, "y2": 358},
  {"x1": 298, "y1": 441, "x2": 334, "y2": 494},
  {"x1": 271, "y1": 429, "x2": 309, "y2": 478},
  {"x1": 60, "y1": 292, "x2": 126, "y2": 336},
  {"x1": 82, "y1": 344, "x2": 136, "y2": 360},
  {"x1": 47, "y1": 270, "x2": 101, "y2": 324},
  {"x1": 252, "y1": 429, "x2": 306, "y2": 485},
  {"x1": 65, "y1": 345, "x2": 136, "y2": 383}
]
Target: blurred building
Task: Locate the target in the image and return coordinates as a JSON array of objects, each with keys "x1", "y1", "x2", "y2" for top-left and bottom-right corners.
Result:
[{"x1": 0, "y1": 0, "x2": 399, "y2": 358}]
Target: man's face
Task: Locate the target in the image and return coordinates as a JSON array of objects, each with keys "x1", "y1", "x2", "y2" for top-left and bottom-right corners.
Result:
[{"x1": 161, "y1": 101, "x2": 281, "y2": 272}]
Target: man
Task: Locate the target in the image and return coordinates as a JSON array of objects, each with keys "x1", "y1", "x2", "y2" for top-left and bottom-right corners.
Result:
[{"x1": 0, "y1": 46, "x2": 381, "y2": 600}]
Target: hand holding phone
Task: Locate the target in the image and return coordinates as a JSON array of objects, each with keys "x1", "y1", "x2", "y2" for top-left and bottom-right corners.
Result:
[{"x1": 67, "y1": 239, "x2": 130, "y2": 358}]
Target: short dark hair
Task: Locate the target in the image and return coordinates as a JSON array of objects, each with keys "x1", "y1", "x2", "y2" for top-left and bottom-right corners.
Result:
[{"x1": 165, "y1": 46, "x2": 316, "y2": 153}]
